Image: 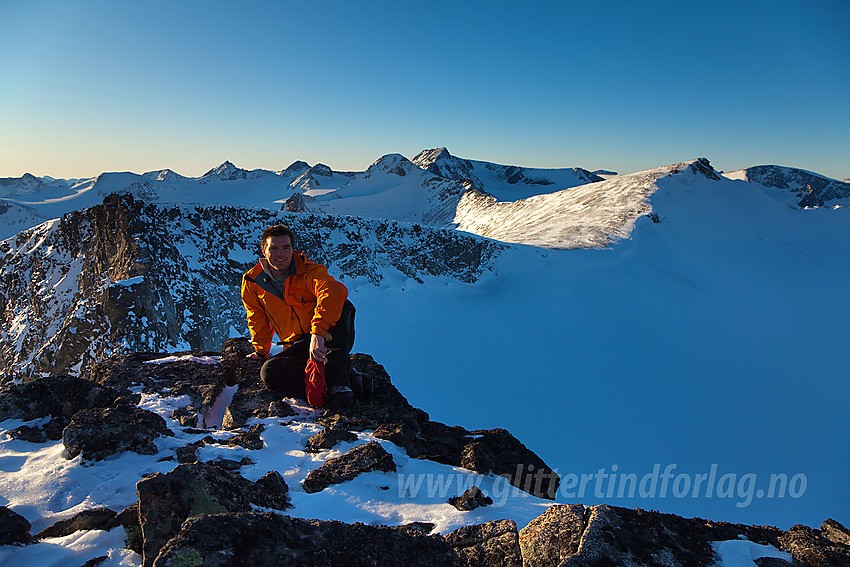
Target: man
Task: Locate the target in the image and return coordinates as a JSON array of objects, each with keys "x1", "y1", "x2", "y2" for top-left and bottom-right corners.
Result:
[{"x1": 241, "y1": 224, "x2": 355, "y2": 406}]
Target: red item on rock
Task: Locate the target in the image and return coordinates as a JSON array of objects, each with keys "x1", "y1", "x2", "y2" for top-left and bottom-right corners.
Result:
[{"x1": 305, "y1": 359, "x2": 327, "y2": 407}]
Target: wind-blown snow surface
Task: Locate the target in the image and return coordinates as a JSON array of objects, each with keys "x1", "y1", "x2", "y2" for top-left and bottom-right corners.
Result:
[{"x1": 347, "y1": 170, "x2": 850, "y2": 531}]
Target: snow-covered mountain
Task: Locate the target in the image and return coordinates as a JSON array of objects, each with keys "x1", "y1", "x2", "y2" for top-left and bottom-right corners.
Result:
[
  {"x1": 411, "y1": 147, "x2": 604, "y2": 200},
  {"x1": 302, "y1": 153, "x2": 476, "y2": 228},
  {"x1": 723, "y1": 165, "x2": 850, "y2": 207}
]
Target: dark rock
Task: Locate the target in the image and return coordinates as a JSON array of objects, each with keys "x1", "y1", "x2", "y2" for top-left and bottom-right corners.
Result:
[
  {"x1": 302, "y1": 441, "x2": 396, "y2": 494},
  {"x1": 0, "y1": 505, "x2": 32, "y2": 545},
  {"x1": 6, "y1": 416, "x2": 63, "y2": 443},
  {"x1": 518, "y1": 504, "x2": 787, "y2": 567},
  {"x1": 799, "y1": 184, "x2": 826, "y2": 207},
  {"x1": 373, "y1": 418, "x2": 421, "y2": 449},
  {"x1": 268, "y1": 400, "x2": 296, "y2": 417},
  {"x1": 0, "y1": 376, "x2": 121, "y2": 442},
  {"x1": 111, "y1": 502, "x2": 143, "y2": 554},
  {"x1": 35, "y1": 507, "x2": 116, "y2": 539},
  {"x1": 443, "y1": 519, "x2": 522, "y2": 567},
  {"x1": 459, "y1": 429, "x2": 559, "y2": 500},
  {"x1": 175, "y1": 440, "x2": 205, "y2": 463},
  {"x1": 305, "y1": 427, "x2": 358, "y2": 452},
  {"x1": 136, "y1": 462, "x2": 290, "y2": 567},
  {"x1": 448, "y1": 486, "x2": 493, "y2": 512},
  {"x1": 403, "y1": 522, "x2": 437, "y2": 535},
  {"x1": 62, "y1": 404, "x2": 174, "y2": 461},
  {"x1": 255, "y1": 470, "x2": 289, "y2": 496},
  {"x1": 207, "y1": 456, "x2": 254, "y2": 471},
  {"x1": 779, "y1": 520, "x2": 850, "y2": 567},
  {"x1": 0, "y1": 375, "x2": 120, "y2": 422},
  {"x1": 153, "y1": 512, "x2": 458, "y2": 567},
  {"x1": 221, "y1": 423, "x2": 265, "y2": 450},
  {"x1": 170, "y1": 407, "x2": 198, "y2": 428},
  {"x1": 81, "y1": 556, "x2": 109, "y2": 567},
  {"x1": 7, "y1": 424, "x2": 47, "y2": 443}
]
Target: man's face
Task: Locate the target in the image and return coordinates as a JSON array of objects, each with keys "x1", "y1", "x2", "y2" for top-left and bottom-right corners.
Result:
[{"x1": 263, "y1": 235, "x2": 293, "y2": 272}]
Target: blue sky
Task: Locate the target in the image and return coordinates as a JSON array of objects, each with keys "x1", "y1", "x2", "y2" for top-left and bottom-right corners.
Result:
[{"x1": 1, "y1": 0, "x2": 848, "y2": 179}]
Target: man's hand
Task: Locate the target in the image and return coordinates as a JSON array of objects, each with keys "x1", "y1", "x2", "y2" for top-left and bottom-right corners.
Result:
[
  {"x1": 310, "y1": 334, "x2": 327, "y2": 363},
  {"x1": 246, "y1": 352, "x2": 260, "y2": 359}
]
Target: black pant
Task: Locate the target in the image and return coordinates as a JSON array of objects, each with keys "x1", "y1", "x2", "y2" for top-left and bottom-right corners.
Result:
[{"x1": 260, "y1": 300, "x2": 355, "y2": 397}]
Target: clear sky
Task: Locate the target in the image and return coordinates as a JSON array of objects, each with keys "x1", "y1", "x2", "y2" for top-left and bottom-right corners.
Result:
[{"x1": 1, "y1": 0, "x2": 848, "y2": 180}]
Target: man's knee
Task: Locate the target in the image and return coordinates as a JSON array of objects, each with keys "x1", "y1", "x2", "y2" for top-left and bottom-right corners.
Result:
[{"x1": 261, "y1": 356, "x2": 304, "y2": 393}]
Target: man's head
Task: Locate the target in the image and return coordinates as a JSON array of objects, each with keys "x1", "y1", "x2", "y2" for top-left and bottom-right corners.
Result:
[{"x1": 261, "y1": 225, "x2": 295, "y2": 273}]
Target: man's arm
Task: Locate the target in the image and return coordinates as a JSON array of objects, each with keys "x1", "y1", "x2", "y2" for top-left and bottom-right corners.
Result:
[
  {"x1": 307, "y1": 266, "x2": 347, "y2": 362},
  {"x1": 241, "y1": 276, "x2": 274, "y2": 359},
  {"x1": 308, "y1": 265, "x2": 348, "y2": 337}
]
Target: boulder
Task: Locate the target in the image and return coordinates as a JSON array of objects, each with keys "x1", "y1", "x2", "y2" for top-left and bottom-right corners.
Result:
[
  {"x1": 152, "y1": 512, "x2": 457, "y2": 567},
  {"x1": 305, "y1": 427, "x2": 358, "y2": 452},
  {"x1": 302, "y1": 441, "x2": 396, "y2": 494},
  {"x1": 0, "y1": 506, "x2": 32, "y2": 545},
  {"x1": 36, "y1": 507, "x2": 117, "y2": 539},
  {"x1": 220, "y1": 423, "x2": 265, "y2": 450},
  {"x1": 443, "y1": 519, "x2": 522, "y2": 567},
  {"x1": 62, "y1": 404, "x2": 174, "y2": 461},
  {"x1": 136, "y1": 462, "x2": 290, "y2": 567},
  {"x1": 448, "y1": 486, "x2": 493, "y2": 512},
  {"x1": 111, "y1": 502, "x2": 143, "y2": 554},
  {"x1": 0, "y1": 376, "x2": 121, "y2": 442}
]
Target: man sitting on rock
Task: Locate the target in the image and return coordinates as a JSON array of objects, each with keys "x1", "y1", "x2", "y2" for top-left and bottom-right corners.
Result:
[{"x1": 241, "y1": 224, "x2": 355, "y2": 407}]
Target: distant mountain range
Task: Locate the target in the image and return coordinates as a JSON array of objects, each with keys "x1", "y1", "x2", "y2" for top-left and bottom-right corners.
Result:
[{"x1": 2, "y1": 147, "x2": 848, "y2": 244}]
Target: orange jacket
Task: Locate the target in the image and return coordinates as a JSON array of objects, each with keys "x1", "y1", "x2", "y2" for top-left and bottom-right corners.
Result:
[{"x1": 241, "y1": 251, "x2": 348, "y2": 359}]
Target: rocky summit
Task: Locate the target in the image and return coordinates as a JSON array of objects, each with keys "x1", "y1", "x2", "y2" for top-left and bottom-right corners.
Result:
[{"x1": 0, "y1": 340, "x2": 847, "y2": 566}]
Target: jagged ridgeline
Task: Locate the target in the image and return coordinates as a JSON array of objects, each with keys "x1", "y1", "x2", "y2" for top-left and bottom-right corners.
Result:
[{"x1": 0, "y1": 194, "x2": 505, "y2": 384}]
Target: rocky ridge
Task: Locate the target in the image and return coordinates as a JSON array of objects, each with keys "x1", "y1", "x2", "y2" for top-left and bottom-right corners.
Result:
[
  {"x1": 411, "y1": 147, "x2": 604, "y2": 194},
  {"x1": 724, "y1": 165, "x2": 850, "y2": 206},
  {"x1": 0, "y1": 342, "x2": 846, "y2": 566},
  {"x1": 0, "y1": 194, "x2": 504, "y2": 383}
]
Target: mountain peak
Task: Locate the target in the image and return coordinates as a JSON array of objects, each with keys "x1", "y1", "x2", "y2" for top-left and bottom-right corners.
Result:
[
  {"x1": 367, "y1": 153, "x2": 414, "y2": 176},
  {"x1": 279, "y1": 161, "x2": 310, "y2": 178},
  {"x1": 411, "y1": 147, "x2": 454, "y2": 169},
  {"x1": 203, "y1": 161, "x2": 239, "y2": 177}
]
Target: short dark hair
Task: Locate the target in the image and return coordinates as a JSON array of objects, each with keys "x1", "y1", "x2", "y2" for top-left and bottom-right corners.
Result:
[{"x1": 261, "y1": 225, "x2": 295, "y2": 250}]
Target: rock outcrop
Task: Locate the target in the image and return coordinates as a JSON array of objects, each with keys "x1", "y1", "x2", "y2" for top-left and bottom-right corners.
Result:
[{"x1": 136, "y1": 462, "x2": 291, "y2": 566}]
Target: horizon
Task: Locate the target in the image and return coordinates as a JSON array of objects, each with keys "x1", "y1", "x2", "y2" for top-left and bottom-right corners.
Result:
[
  {"x1": 2, "y1": 148, "x2": 847, "y2": 184},
  {"x1": 1, "y1": 0, "x2": 848, "y2": 180}
]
